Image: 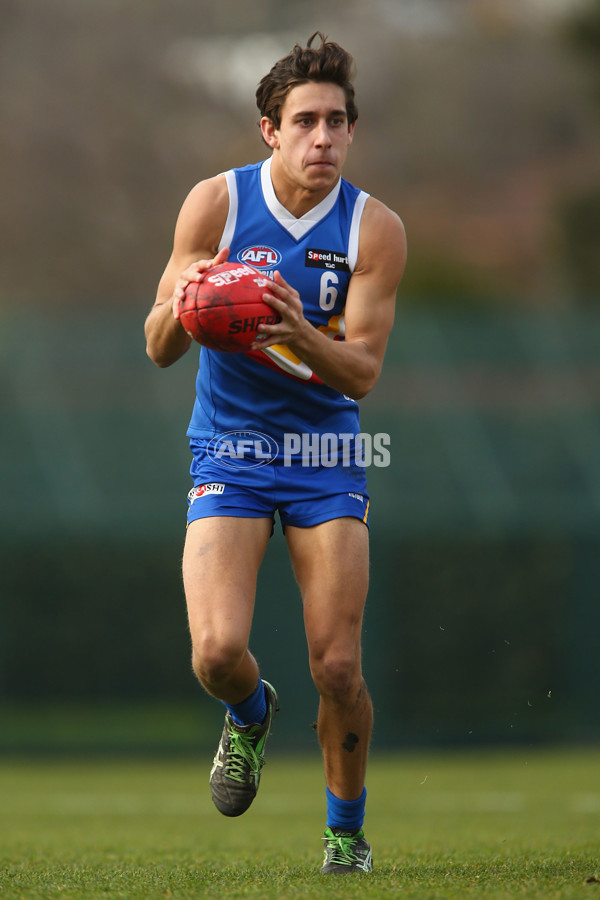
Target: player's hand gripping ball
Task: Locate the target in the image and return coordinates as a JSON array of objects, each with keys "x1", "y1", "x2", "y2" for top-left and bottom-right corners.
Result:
[{"x1": 179, "y1": 262, "x2": 281, "y2": 352}]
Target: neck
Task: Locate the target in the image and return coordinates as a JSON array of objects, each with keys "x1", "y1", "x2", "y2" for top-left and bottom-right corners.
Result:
[{"x1": 268, "y1": 154, "x2": 339, "y2": 218}]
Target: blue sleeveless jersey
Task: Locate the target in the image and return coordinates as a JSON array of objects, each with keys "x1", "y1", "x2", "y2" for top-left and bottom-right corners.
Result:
[{"x1": 187, "y1": 158, "x2": 370, "y2": 450}]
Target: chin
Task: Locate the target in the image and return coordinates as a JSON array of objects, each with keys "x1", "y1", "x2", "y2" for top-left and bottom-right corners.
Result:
[{"x1": 306, "y1": 167, "x2": 338, "y2": 188}]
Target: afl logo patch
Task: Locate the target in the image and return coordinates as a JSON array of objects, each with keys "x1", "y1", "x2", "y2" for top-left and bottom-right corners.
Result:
[
  {"x1": 237, "y1": 245, "x2": 282, "y2": 268},
  {"x1": 208, "y1": 430, "x2": 279, "y2": 469}
]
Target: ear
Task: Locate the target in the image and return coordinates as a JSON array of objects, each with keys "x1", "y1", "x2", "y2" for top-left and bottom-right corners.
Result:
[
  {"x1": 347, "y1": 121, "x2": 356, "y2": 145},
  {"x1": 260, "y1": 117, "x2": 279, "y2": 149}
]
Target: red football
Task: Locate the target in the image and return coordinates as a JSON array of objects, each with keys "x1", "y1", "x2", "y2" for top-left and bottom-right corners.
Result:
[{"x1": 179, "y1": 262, "x2": 281, "y2": 353}]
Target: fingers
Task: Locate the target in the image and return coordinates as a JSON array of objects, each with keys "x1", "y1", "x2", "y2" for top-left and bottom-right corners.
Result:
[
  {"x1": 213, "y1": 246, "x2": 230, "y2": 267},
  {"x1": 250, "y1": 271, "x2": 305, "y2": 350},
  {"x1": 173, "y1": 248, "x2": 231, "y2": 310},
  {"x1": 262, "y1": 270, "x2": 296, "y2": 307}
]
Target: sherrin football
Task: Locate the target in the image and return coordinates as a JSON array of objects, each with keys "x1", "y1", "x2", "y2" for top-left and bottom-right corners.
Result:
[{"x1": 179, "y1": 262, "x2": 281, "y2": 353}]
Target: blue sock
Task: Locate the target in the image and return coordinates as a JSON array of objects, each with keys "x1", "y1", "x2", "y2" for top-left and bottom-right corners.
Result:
[
  {"x1": 224, "y1": 679, "x2": 267, "y2": 726},
  {"x1": 326, "y1": 786, "x2": 367, "y2": 832}
]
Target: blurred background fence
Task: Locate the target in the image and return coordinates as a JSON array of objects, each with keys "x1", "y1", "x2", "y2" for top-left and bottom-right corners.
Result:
[
  {"x1": 1, "y1": 308, "x2": 599, "y2": 752},
  {"x1": 1, "y1": 0, "x2": 600, "y2": 754}
]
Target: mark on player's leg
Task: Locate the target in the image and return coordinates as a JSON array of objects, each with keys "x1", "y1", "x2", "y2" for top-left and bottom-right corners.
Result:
[{"x1": 342, "y1": 732, "x2": 359, "y2": 752}]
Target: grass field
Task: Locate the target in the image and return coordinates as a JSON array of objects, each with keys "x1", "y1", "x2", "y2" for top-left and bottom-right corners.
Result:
[{"x1": 0, "y1": 748, "x2": 598, "y2": 899}]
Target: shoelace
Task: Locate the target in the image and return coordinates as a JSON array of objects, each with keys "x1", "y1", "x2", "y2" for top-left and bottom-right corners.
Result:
[
  {"x1": 224, "y1": 729, "x2": 264, "y2": 782},
  {"x1": 323, "y1": 833, "x2": 361, "y2": 866}
]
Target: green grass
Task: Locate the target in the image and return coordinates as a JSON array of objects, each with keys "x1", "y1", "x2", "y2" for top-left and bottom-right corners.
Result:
[{"x1": 0, "y1": 749, "x2": 598, "y2": 898}]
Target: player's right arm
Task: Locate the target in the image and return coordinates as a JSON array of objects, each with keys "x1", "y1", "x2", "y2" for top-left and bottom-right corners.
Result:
[{"x1": 144, "y1": 175, "x2": 230, "y2": 368}]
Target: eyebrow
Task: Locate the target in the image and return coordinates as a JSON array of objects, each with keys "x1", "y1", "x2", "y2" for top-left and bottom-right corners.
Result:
[{"x1": 291, "y1": 108, "x2": 348, "y2": 120}]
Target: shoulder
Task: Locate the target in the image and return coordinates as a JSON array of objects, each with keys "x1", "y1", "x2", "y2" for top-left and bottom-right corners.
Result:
[
  {"x1": 177, "y1": 173, "x2": 230, "y2": 228},
  {"x1": 355, "y1": 196, "x2": 407, "y2": 281},
  {"x1": 361, "y1": 196, "x2": 406, "y2": 246},
  {"x1": 173, "y1": 173, "x2": 230, "y2": 256}
]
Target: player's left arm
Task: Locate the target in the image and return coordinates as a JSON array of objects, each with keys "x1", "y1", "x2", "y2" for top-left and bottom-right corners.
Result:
[{"x1": 254, "y1": 198, "x2": 406, "y2": 399}]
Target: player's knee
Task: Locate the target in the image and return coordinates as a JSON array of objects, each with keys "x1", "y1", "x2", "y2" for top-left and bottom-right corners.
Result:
[
  {"x1": 310, "y1": 652, "x2": 361, "y2": 701},
  {"x1": 191, "y1": 638, "x2": 245, "y2": 688}
]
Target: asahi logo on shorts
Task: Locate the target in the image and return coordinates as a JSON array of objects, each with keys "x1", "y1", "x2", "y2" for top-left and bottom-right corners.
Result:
[
  {"x1": 305, "y1": 249, "x2": 350, "y2": 272},
  {"x1": 188, "y1": 483, "x2": 225, "y2": 503}
]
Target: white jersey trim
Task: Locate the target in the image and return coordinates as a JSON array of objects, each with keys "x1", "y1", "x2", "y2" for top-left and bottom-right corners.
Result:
[
  {"x1": 261, "y1": 346, "x2": 314, "y2": 380},
  {"x1": 218, "y1": 169, "x2": 238, "y2": 251},
  {"x1": 348, "y1": 190, "x2": 369, "y2": 273},
  {"x1": 260, "y1": 157, "x2": 342, "y2": 241}
]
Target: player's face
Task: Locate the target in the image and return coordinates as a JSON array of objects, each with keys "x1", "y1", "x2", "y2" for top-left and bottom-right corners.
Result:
[{"x1": 262, "y1": 82, "x2": 355, "y2": 196}]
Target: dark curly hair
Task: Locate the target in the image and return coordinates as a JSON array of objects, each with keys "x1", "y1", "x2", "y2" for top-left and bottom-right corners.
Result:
[{"x1": 256, "y1": 32, "x2": 358, "y2": 129}]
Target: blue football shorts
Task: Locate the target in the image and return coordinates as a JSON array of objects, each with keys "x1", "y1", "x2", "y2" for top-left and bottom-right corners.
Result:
[{"x1": 186, "y1": 437, "x2": 370, "y2": 529}]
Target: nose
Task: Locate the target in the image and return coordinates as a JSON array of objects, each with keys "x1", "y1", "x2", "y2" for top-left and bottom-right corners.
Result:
[{"x1": 314, "y1": 118, "x2": 332, "y2": 148}]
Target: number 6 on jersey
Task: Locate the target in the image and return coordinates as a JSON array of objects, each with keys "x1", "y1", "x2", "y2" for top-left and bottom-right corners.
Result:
[{"x1": 319, "y1": 272, "x2": 339, "y2": 310}]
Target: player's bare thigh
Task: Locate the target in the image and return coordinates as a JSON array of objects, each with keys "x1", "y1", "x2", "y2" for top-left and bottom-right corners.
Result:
[
  {"x1": 285, "y1": 516, "x2": 369, "y2": 657},
  {"x1": 183, "y1": 516, "x2": 273, "y2": 651}
]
